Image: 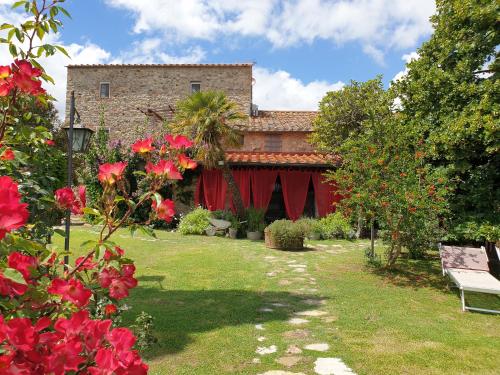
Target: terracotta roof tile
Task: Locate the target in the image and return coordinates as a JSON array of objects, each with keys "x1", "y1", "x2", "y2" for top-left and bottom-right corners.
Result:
[
  {"x1": 245, "y1": 110, "x2": 317, "y2": 132},
  {"x1": 226, "y1": 151, "x2": 339, "y2": 167},
  {"x1": 67, "y1": 63, "x2": 253, "y2": 68}
]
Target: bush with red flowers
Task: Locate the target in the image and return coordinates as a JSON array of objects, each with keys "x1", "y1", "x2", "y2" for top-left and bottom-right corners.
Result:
[{"x1": 0, "y1": 1, "x2": 199, "y2": 372}]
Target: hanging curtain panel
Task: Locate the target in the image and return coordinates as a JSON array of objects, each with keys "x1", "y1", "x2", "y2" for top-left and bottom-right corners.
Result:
[
  {"x1": 194, "y1": 174, "x2": 203, "y2": 207},
  {"x1": 280, "y1": 170, "x2": 312, "y2": 221},
  {"x1": 251, "y1": 169, "x2": 278, "y2": 211},
  {"x1": 311, "y1": 171, "x2": 341, "y2": 217},
  {"x1": 201, "y1": 169, "x2": 227, "y2": 211},
  {"x1": 229, "y1": 169, "x2": 252, "y2": 212}
]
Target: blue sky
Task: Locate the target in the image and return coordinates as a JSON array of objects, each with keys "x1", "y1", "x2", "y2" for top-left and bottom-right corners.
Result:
[{"x1": 0, "y1": 0, "x2": 436, "y2": 115}]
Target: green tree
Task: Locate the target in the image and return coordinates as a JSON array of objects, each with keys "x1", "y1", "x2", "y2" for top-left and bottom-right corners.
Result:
[
  {"x1": 172, "y1": 91, "x2": 247, "y2": 218},
  {"x1": 392, "y1": 0, "x2": 499, "y2": 234},
  {"x1": 311, "y1": 77, "x2": 390, "y2": 152}
]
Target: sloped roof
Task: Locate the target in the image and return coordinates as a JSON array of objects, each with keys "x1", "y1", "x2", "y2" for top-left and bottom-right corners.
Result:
[
  {"x1": 225, "y1": 151, "x2": 339, "y2": 167},
  {"x1": 246, "y1": 110, "x2": 317, "y2": 132}
]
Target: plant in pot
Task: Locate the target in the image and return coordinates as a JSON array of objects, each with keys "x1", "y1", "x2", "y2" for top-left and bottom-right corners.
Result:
[
  {"x1": 296, "y1": 218, "x2": 322, "y2": 240},
  {"x1": 245, "y1": 207, "x2": 266, "y2": 240},
  {"x1": 265, "y1": 219, "x2": 305, "y2": 250}
]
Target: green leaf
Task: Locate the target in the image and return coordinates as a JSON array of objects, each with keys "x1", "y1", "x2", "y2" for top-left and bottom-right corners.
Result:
[
  {"x1": 54, "y1": 228, "x2": 66, "y2": 237},
  {"x1": 3, "y1": 268, "x2": 26, "y2": 285},
  {"x1": 0, "y1": 23, "x2": 14, "y2": 30},
  {"x1": 83, "y1": 207, "x2": 101, "y2": 216},
  {"x1": 57, "y1": 6, "x2": 72, "y2": 19},
  {"x1": 55, "y1": 45, "x2": 70, "y2": 58},
  {"x1": 11, "y1": 0, "x2": 27, "y2": 9}
]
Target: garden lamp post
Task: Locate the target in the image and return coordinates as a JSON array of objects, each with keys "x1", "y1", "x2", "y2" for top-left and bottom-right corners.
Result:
[{"x1": 63, "y1": 91, "x2": 94, "y2": 267}]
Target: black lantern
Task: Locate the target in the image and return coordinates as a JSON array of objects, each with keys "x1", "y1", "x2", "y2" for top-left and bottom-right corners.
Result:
[{"x1": 64, "y1": 125, "x2": 94, "y2": 153}]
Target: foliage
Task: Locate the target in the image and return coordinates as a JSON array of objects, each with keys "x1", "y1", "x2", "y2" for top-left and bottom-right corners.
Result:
[
  {"x1": 318, "y1": 212, "x2": 353, "y2": 240},
  {"x1": 177, "y1": 207, "x2": 211, "y2": 235},
  {"x1": 312, "y1": 77, "x2": 449, "y2": 266},
  {"x1": 445, "y1": 220, "x2": 500, "y2": 244},
  {"x1": 392, "y1": 0, "x2": 499, "y2": 231},
  {"x1": 131, "y1": 311, "x2": 158, "y2": 353},
  {"x1": 244, "y1": 207, "x2": 266, "y2": 232},
  {"x1": 311, "y1": 77, "x2": 390, "y2": 152},
  {"x1": 172, "y1": 91, "x2": 248, "y2": 217},
  {"x1": 265, "y1": 219, "x2": 305, "y2": 249}
]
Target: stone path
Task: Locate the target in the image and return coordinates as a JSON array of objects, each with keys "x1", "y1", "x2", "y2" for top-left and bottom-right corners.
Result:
[{"x1": 254, "y1": 245, "x2": 357, "y2": 375}]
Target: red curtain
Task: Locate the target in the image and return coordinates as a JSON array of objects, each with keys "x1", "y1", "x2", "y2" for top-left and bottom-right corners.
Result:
[
  {"x1": 201, "y1": 169, "x2": 227, "y2": 211},
  {"x1": 280, "y1": 170, "x2": 311, "y2": 221},
  {"x1": 230, "y1": 169, "x2": 252, "y2": 212},
  {"x1": 251, "y1": 169, "x2": 278, "y2": 210},
  {"x1": 312, "y1": 172, "x2": 341, "y2": 217}
]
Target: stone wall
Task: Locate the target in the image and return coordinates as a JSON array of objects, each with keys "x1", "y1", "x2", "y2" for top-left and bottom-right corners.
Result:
[
  {"x1": 232, "y1": 131, "x2": 314, "y2": 152},
  {"x1": 65, "y1": 64, "x2": 253, "y2": 145}
]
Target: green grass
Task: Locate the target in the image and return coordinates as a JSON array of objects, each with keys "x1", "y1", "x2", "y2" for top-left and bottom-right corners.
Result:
[{"x1": 55, "y1": 227, "x2": 500, "y2": 375}]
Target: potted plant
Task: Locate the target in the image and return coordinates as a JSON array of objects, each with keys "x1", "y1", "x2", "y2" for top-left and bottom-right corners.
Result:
[
  {"x1": 309, "y1": 220, "x2": 323, "y2": 240},
  {"x1": 245, "y1": 207, "x2": 266, "y2": 240},
  {"x1": 265, "y1": 220, "x2": 305, "y2": 250}
]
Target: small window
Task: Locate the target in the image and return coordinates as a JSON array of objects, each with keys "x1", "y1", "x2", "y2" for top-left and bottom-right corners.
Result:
[
  {"x1": 99, "y1": 83, "x2": 110, "y2": 98},
  {"x1": 191, "y1": 82, "x2": 201, "y2": 93},
  {"x1": 264, "y1": 134, "x2": 282, "y2": 152}
]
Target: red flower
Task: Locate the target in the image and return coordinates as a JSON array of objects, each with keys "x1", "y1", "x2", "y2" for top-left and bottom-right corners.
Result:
[
  {"x1": 121, "y1": 264, "x2": 135, "y2": 277},
  {"x1": 7, "y1": 252, "x2": 37, "y2": 281},
  {"x1": 48, "y1": 278, "x2": 92, "y2": 307},
  {"x1": 178, "y1": 154, "x2": 197, "y2": 169},
  {"x1": 105, "y1": 304, "x2": 118, "y2": 315},
  {"x1": 99, "y1": 267, "x2": 121, "y2": 288},
  {"x1": 131, "y1": 138, "x2": 155, "y2": 154},
  {"x1": 0, "y1": 272, "x2": 27, "y2": 297},
  {"x1": 152, "y1": 198, "x2": 175, "y2": 222},
  {"x1": 0, "y1": 81, "x2": 12, "y2": 96},
  {"x1": 0, "y1": 176, "x2": 29, "y2": 240},
  {"x1": 98, "y1": 162, "x2": 127, "y2": 185},
  {"x1": 109, "y1": 278, "x2": 133, "y2": 299},
  {"x1": 0, "y1": 65, "x2": 11, "y2": 79},
  {"x1": 145, "y1": 159, "x2": 182, "y2": 180},
  {"x1": 11, "y1": 60, "x2": 45, "y2": 96},
  {"x1": 99, "y1": 266, "x2": 137, "y2": 300},
  {"x1": 54, "y1": 310, "x2": 90, "y2": 338},
  {"x1": 2, "y1": 317, "x2": 37, "y2": 351},
  {"x1": 0, "y1": 148, "x2": 14, "y2": 160},
  {"x1": 45, "y1": 339, "x2": 84, "y2": 375},
  {"x1": 159, "y1": 144, "x2": 167, "y2": 156},
  {"x1": 14, "y1": 59, "x2": 42, "y2": 78},
  {"x1": 104, "y1": 246, "x2": 125, "y2": 261},
  {"x1": 55, "y1": 187, "x2": 75, "y2": 210},
  {"x1": 164, "y1": 134, "x2": 193, "y2": 149},
  {"x1": 75, "y1": 255, "x2": 97, "y2": 271},
  {"x1": 46, "y1": 139, "x2": 55, "y2": 146}
]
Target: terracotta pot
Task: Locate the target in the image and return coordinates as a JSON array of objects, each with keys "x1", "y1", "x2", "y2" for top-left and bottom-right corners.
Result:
[{"x1": 246, "y1": 231, "x2": 262, "y2": 241}]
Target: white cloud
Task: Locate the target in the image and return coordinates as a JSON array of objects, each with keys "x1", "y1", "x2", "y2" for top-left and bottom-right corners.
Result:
[
  {"x1": 105, "y1": 0, "x2": 436, "y2": 63},
  {"x1": 253, "y1": 67, "x2": 344, "y2": 110},
  {"x1": 110, "y1": 39, "x2": 206, "y2": 64}
]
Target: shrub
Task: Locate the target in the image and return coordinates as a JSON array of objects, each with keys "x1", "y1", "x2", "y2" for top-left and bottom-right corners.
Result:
[
  {"x1": 319, "y1": 212, "x2": 353, "y2": 239},
  {"x1": 265, "y1": 220, "x2": 305, "y2": 249},
  {"x1": 445, "y1": 220, "x2": 500, "y2": 245},
  {"x1": 245, "y1": 207, "x2": 266, "y2": 232},
  {"x1": 178, "y1": 207, "x2": 211, "y2": 235},
  {"x1": 131, "y1": 311, "x2": 158, "y2": 353},
  {"x1": 295, "y1": 217, "x2": 323, "y2": 238}
]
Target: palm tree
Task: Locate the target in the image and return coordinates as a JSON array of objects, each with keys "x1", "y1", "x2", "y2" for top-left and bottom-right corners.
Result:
[{"x1": 172, "y1": 91, "x2": 248, "y2": 218}]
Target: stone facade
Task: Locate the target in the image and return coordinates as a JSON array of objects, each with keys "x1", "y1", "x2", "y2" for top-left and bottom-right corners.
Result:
[{"x1": 65, "y1": 64, "x2": 253, "y2": 144}]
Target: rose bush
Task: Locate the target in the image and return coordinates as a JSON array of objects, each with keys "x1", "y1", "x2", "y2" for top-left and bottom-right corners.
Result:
[{"x1": 0, "y1": 0, "x2": 198, "y2": 372}]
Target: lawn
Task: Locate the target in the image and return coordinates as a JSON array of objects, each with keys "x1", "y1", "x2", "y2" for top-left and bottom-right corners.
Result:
[{"x1": 55, "y1": 227, "x2": 500, "y2": 375}]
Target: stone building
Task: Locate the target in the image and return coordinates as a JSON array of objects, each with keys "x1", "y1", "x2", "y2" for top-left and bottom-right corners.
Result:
[{"x1": 66, "y1": 63, "x2": 340, "y2": 219}]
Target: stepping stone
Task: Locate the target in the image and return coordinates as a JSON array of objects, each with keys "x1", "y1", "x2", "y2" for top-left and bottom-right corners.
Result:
[
  {"x1": 252, "y1": 358, "x2": 261, "y2": 364},
  {"x1": 322, "y1": 316, "x2": 338, "y2": 323},
  {"x1": 259, "y1": 307, "x2": 274, "y2": 313},
  {"x1": 258, "y1": 371, "x2": 306, "y2": 375},
  {"x1": 256, "y1": 345, "x2": 277, "y2": 355},
  {"x1": 279, "y1": 279, "x2": 292, "y2": 286},
  {"x1": 288, "y1": 264, "x2": 307, "y2": 268},
  {"x1": 271, "y1": 302, "x2": 289, "y2": 307},
  {"x1": 258, "y1": 336, "x2": 267, "y2": 342},
  {"x1": 265, "y1": 256, "x2": 277, "y2": 260},
  {"x1": 287, "y1": 260, "x2": 297, "y2": 264},
  {"x1": 304, "y1": 343, "x2": 330, "y2": 352},
  {"x1": 267, "y1": 271, "x2": 278, "y2": 277},
  {"x1": 288, "y1": 318, "x2": 309, "y2": 325},
  {"x1": 285, "y1": 344, "x2": 303, "y2": 354},
  {"x1": 283, "y1": 329, "x2": 310, "y2": 340},
  {"x1": 276, "y1": 356, "x2": 303, "y2": 367},
  {"x1": 295, "y1": 310, "x2": 328, "y2": 317},
  {"x1": 314, "y1": 358, "x2": 356, "y2": 375},
  {"x1": 293, "y1": 268, "x2": 306, "y2": 273},
  {"x1": 255, "y1": 324, "x2": 265, "y2": 330},
  {"x1": 316, "y1": 244, "x2": 329, "y2": 248}
]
